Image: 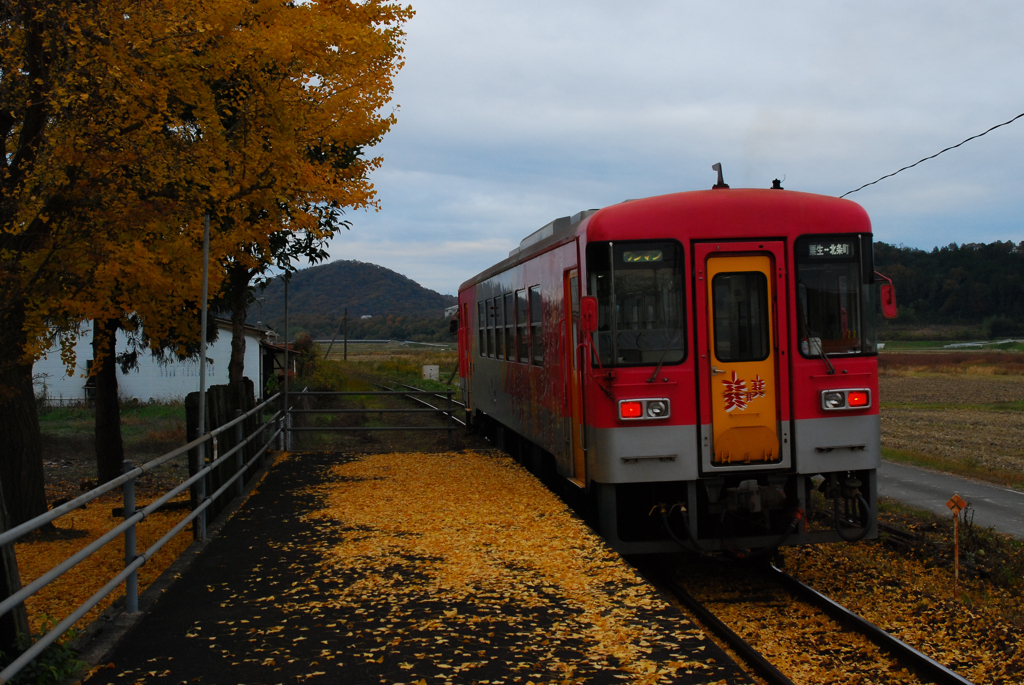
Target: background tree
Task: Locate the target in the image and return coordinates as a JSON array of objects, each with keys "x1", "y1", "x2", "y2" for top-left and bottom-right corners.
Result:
[{"x1": 0, "y1": 0, "x2": 412, "y2": 517}]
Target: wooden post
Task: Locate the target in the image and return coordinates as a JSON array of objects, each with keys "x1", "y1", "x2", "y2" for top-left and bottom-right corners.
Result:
[
  {"x1": 953, "y1": 511, "x2": 959, "y2": 600},
  {"x1": 946, "y1": 493, "x2": 967, "y2": 600},
  {"x1": 343, "y1": 308, "x2": 348, "y2": 361}
]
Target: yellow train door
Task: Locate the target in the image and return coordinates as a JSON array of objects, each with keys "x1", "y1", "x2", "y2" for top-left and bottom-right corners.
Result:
[{"x1": 695, "y1": 242, "x2": 790, "y2": 467}]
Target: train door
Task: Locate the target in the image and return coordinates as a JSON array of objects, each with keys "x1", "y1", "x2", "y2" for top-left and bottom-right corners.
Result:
[
  {"x1": 694, "y1": 242, "x2": 791, "y2": 469},
  {"x1": 564, "y1": 268, "x2": 585, "y2": 486}
]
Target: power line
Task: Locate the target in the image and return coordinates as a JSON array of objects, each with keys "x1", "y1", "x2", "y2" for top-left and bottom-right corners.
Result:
[{"x1": 841, "y1": 111, "x2": 1024, "y2": 198}]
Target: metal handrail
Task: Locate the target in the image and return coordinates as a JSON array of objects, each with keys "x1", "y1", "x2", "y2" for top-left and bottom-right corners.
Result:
[{"x1": 0, "y1": 391, "x2": 285, "y2": 684}]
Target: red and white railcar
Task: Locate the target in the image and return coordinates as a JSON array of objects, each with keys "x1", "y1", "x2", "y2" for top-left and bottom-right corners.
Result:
[{"x1": 456, "y1": 181, "x2": 887, "y2": 554}]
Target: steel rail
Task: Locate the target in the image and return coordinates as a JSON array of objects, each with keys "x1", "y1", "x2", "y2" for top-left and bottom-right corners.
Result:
[
  {"x1": 289, "y1": 426, "x2": 455, "y2": 432},
  {"x1": 288, "y1": 408, "x2": 445, "y2": 414},
  {"x1": 395, "y1": 382, "x2": 466, "y2": 409},
  {"x1": 374, "y1": 382, "x2": 466, "y2": 427},
  {"x1": 284, "y1": 390, "x2": 448, "y2": 396},
  {"x1": 767, "y1": 564, "x2": 975, "y2": 685},
  {"x1": 658, "y1": 575, "x2": 794, "y2": 685}
]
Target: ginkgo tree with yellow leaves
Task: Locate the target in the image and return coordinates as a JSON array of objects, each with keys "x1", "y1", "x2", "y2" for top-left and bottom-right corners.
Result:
[{"x1": 0, "y1": 0, "x2": 411, "y2": 523}]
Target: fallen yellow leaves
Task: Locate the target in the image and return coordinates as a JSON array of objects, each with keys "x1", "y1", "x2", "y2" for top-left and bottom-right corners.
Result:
[
  {"x1": 15, "y1": 493, "x2": 192, "y2": 635},
  {"x1": 285, "y1": 450, "x2": 741, "y2": 683},
  {"x1": 786, "y1": 543, "x2": 1024, "y2": 684}
]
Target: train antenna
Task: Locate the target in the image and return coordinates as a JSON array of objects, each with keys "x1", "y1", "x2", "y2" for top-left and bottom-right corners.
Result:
[
  {"x1": 712, "y1": 162, "x2": 730, "y2": 189},
  {"x1": 841, "y1": 110, "x2": 1024, "y2": 198}
]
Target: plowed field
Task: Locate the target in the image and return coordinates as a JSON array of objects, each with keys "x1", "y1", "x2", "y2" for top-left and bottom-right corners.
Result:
[{"x1": 879, "y1": 373, "x2": 1024, "y2": 479}]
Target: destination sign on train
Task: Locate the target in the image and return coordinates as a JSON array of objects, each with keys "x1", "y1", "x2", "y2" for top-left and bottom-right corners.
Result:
[
  {"x1": 806, "y1": 241, "x2": 854, "y2": 258},
  {"x1": 622, "y1": 250, "x2": 663, "y2": 263}
]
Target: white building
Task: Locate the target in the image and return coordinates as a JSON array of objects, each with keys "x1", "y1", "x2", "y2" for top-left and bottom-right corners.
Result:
[{"x1": 33, "y1": 319, "x2": 274, "y2": 404}]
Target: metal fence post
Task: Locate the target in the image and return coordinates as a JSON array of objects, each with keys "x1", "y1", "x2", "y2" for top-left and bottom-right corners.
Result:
[
  {"x1": 234, "y1": 409, "x2": 244, "y2": 498},
  {"x1": 197, "y1": 439, "x2": 207, "y2": 541},
  {"x1": 286, "y1": 405, "x2": 292, "y2": 451},
  {"x1": 276, "y1": 394, "x2": 284, "y2": 451},
  {"x1": 446, "y1": 390, "x2": 453, "y2": 450},
  {"x1": 123, "y1": 461, "x2": 138, "y2": 613},
  {"x1": 257, "y1": 403, "x2": 265, "y2": 467}
]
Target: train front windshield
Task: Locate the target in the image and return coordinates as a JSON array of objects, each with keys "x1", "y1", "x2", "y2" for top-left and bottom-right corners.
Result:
[
  {"x1": 796, "y1": 235, "x2": 878, "y2": 357},
  {"x1": 587, "y1": 240, "x2": 685, "y2": 367}
]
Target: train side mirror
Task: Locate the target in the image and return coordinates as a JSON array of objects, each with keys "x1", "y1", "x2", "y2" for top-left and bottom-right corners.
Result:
[
  {"x1": 449, "y1": 316, "x2": 459, "y2": 335},
  {"x1": 880, "y1": 284, "x2": 897, "y2": 319},
  {"x1": 580, "y1": 296, "x2": 598, "y2": 333}
]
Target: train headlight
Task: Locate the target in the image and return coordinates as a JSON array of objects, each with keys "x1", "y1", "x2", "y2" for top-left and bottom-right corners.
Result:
[
  {"x1": 820, "y1": 389, "x2": 871, "y2": 411},
  {"x1": 618, "y1": 398, "x2": 671, "y2": 421},
  {"x1": 822, "y1": 392, "x2": 845, "y2": 409},
  {"x1": 646, "y1": 400, "x2": 669, "y2": 418}
]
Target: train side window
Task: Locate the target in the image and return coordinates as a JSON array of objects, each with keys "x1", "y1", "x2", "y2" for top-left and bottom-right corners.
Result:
[
  {"x1": 504, "y1": 293, "x2": 515, "y2": 363},
  {"x1": 529, "y1": 285, "x2": 543, "y2": 366},
  {"x1": 486, "y1": 297, "x2": 495, "y2": 357},
  {"x1": 477, "y1": 301, "x2": 485, "y2": 357},
  {"x1": 516, "y1": 289, "x2": 529, "y2": 363},
  {"x1": 495, "y1": 295, "x2": 505, "y2": 360}
]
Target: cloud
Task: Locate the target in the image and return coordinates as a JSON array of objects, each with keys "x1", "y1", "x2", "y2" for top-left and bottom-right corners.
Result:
[{"x1": 324, "y1": 1, "x2": 1024, "y2": 294}]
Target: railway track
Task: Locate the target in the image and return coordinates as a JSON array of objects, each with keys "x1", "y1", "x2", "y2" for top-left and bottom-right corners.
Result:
[
  {"x1": 373, "y1": 380, "x2": 976, "y2": 683},
  {"x1": 648, "y1": 559, "x2": 975, "y2": 685},
  {"x1": 372, "y1": 381, "x2": 466, "y2": 427}
]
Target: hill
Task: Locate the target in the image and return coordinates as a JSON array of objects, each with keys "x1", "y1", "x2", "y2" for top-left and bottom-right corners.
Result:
[
  {"x1": 251, "y1": 260, "x2": 456, "y2": 339},
  {"x1": 874, "y1": 240, "x2": 1024, "y2": 336}
]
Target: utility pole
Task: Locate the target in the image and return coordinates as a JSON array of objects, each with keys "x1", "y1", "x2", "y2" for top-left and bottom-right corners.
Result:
[{"x1": 343, "y1": 308, "x2": 348, "y2": 361}]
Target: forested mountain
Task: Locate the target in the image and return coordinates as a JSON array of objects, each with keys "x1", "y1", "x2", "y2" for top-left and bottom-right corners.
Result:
[
  {"x1": 874, "y1": 240, "x2": 1024, "y2": 332},
  {"x1": 253, "y1": 242, "x2": 1024, "y2": 342},
  {"x1": 251, "y1": 260, "x2": 456, "y2": 339}
]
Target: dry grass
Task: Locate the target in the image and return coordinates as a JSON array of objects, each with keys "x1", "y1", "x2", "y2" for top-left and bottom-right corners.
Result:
[{"x1": 880, "y1": 351, "x2": 1024, "y2": 376}]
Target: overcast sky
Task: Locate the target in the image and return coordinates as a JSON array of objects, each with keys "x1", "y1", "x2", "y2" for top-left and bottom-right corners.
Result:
[{"x1": 327, "y1": 1, "x2": 1024, "y2": 295}]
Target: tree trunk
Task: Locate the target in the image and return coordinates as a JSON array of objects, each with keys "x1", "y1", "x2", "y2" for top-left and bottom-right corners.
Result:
[
  {"x1": 0, "y1": 304, "x2": 48, "y2": 528},
  {"x1": 94, "y1": 318, "x2": 125, "y2": 485},
  {"x1": 0, "y1": 483, "x2": 30, "y2": 659},
  {"x1": 228, "y1": 264, "x2": 252, "y2": 386}
]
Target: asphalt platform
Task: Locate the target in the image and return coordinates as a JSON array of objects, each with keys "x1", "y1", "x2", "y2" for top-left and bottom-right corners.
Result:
[{"x1": 82, "y1": 451, "x2": 750, "y2": 685}]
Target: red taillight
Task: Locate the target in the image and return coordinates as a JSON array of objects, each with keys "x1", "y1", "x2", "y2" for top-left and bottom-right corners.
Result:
[
  {"x1": 847, "y1": 391, "x2": 869, "y2": 408},
  {"x1": 620, "y1": 401, "x2": 643, "y2": 419}
]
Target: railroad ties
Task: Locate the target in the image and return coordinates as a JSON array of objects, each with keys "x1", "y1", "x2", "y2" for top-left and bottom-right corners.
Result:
[{"x1": 649, "y1": 558, "x2": 976, "y2": 685}]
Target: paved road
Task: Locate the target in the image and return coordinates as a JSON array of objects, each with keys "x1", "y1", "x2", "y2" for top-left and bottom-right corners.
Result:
[{"x1": 878, "y1": 460, "x2": 1024, "y2": 538}]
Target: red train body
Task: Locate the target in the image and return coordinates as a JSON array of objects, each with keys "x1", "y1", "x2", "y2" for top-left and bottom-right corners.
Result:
[{"x1": 457, "y1": 187, "x2": 881, "y2": 554}]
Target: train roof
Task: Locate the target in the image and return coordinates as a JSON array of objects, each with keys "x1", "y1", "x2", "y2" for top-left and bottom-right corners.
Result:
[{"x1": 458, "y1": 188, "x2": 869, "y2": 291}]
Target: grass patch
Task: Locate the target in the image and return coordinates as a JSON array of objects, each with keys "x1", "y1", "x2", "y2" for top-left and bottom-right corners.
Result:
[
  {"x1": 880, "y1": 340, "x2": 963, "y2": 350},
  {"x1": 880, "y1": 351, "x2": 1024, "y2": 375},
  {"x1": 881, "y1": 447, "x2": 1024, "y2": 491},
  {"x1": 38, "y1": 402, "x2": 186, "y2": 451}
]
